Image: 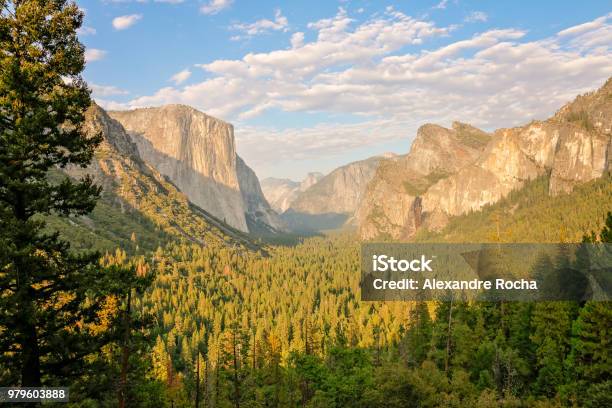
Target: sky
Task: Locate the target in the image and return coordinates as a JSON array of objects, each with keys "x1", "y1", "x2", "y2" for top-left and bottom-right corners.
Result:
[{"x1": 78, "y1": 0, "x2": 612, "y2": 180}]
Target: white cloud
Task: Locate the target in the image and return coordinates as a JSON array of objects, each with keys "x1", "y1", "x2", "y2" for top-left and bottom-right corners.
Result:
[
  {"x1": 200, "y1": 0, "x2": 233, "y2": 15},
  {"x1": 85, "y1": 48, "x2": 107, "y2": 62},
  {"x1": 465, "y1": 11, "x2": 488, "y2": 23},
  {"x1": 170, "y1": 69, "x2": 192, "y2": 85},
  {"x1": 433, "y1": 0, "x2": 448, "y2": 10},
  {"x1": 108, "y1": 11, "x2": 612, "y2": 169},
  {"x1": 90, "y1": 83, "x2": 129, "y2": 97},
  {"x1": 77, "y1": 26, "x2": 96, "y2": 36},
  {"x1": 96, "y1": 98, "x2": 132, "y2": 111},
  {"x1": 235, "y1": 118, "x2": 408, "y2": 165},
  {"x1": 291, "y1": 32, "x2": 305, "y2": 48},
  {"x1": 154, "y1": 0, "x2": 185, "y2": 3},
  {"x1": 112, "y1": 14, "x2": 142, "y2": 30},
  {"x1": 558, "y1": 13, "x2": 611, "y2": 36},
  {"x1": 555, "y1": 13, "x2": 612, "y2": 53},
  {"x1": 231, "y1": 9, "x2": 289, "y2": 39}
]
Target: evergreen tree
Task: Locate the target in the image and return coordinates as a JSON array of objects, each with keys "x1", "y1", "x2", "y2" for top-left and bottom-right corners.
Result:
[
  {"x1": 0, "y1": 0, "x2": 111, "y2": 387},
  {"x1": 531, "y1": 302, "x2": 576, "y2": 396},
  {"x1": 569, "y1": 212, "x2": 612, "y2": 407},
  {"x1": 402, "y1": 302, "x2": 432, "y2": 367}
]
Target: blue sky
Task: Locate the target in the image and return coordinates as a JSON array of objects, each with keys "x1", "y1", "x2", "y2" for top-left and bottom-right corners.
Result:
[{"x1": 78, "y1": 0, "x2": 612, "y2": 180}]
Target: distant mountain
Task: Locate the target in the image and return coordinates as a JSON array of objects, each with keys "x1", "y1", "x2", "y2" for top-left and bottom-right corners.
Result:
[
  {"x1": 56, "y1": 103, "x2": 261, "y2": 252},
  {"x1": 358, "y1": 78, "x2": 612, "y2": 240},
  {"x1": 289, "y1": 156, "x2": 388, "y2": 220},
  {"x1": 108, "y1": 105, "x2": 283, "y2": 233},
  {"x1": 261, "y1": 172, "x2": 323, "y2": 212},
  {"x1": 260, "y1": 178, "x2": 300, "y2": 213},
  {"x1": 261, "y1": 156, "x2": 392, "y2": 233},
  {"x1": 357, "y1": 122, "x2": 491, "y2": 239}
]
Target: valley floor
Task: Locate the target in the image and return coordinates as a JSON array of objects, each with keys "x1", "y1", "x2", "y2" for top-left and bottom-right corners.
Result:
[{"x1": 34, "y1": 174, "x2": 612, "y2": 407}]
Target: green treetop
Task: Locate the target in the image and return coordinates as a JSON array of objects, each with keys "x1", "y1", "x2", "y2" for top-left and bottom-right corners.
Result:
[{"x1": 0, "y1": 0, "x2": 104, "y2": 387}]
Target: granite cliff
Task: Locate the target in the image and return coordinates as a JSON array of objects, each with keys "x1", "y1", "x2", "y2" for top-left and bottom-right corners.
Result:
[
  {"x1": 358, "y1": 78, "x2": 612, "y2": 240},
  {"x1": 289, "y1": 156, "x2": 388, "y2": 220},
  {"x1": 261, "y1": 172, "x2": 323, "y2": 213},
  {"x1": 108, "y1": 105, "x2": 282, "y2": 233},
  {"x1": 62, "y1": 104, "x2": 259, "y2": 250},
  {"x1": 357, "y1": 123, "x2": 490, "y2": 239},
  {"x1": 236, "y1": 156, "x2": 286, "y2": 233}
]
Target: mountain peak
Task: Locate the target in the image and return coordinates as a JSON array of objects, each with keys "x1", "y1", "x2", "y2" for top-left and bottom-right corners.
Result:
[
  {"x1": 378, "y1": 152, "x2": 398, "y2": 159},
  {"x1": 358, "y1": 76, "x2": 611, "y2": 240},
  {"x1": 300, "y1": 172, "x2": 324, "y2": 191},
  {"x1": 110, "y1": 104, "x2": 233, "y2": 128},
  {"x1": 553, "y1": 77, "x2": 612, "y2": 135},
  {"x1": 85, "y1": 103, "x2": 140, "y2": 159}
]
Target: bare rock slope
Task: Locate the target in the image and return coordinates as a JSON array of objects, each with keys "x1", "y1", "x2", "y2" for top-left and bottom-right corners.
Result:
[
  {"x1": 289, "y1": 156, "x2": 388, "y2": 219},
  {"x1": 64, "y1": 103, "x2": 259, "y2": 250},
  {"x1": 359, "y1": 78, "x2": 612, "y2": 240},
  {"x1": 109, "y1": 105, "x2": 282, "y2": 233},
  {"x1": 236, "y1": 156, "x2": 286, "y2": 233},
  {"x1": 261, "y1": 172, "x2": 323, "y2": 213}
]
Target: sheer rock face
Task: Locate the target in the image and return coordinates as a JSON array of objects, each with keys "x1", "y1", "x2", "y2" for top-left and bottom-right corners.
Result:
[
  {"x1": 357, "y1": 122, "x2": 490, "y2": 240},
  {"x1": 358, "y1": 78, "x2": 612, "y2": 240},
  {"x1": 289, "y1": 157, "x2": 386, "y2": 218},
  {"x1": 108, "y1": 105, "x2": 248, "y2": 231},
  {"x1": 261, "y1": 173, "x2": 323, "y2": 213},
  {"x1": 108, "y1": 105, "x2": 282, "y2": 233},
  {"x1": 260, "y1": 178, "x2": 300, "y2": 213},
  {"x1": 549, "y1": 78, "x2": 612, "y2": 194},
  {"x1": 236, "y1": 156, "x2": 286, "y2": 232},
  {"x1": 67, "y1": 104, "x2": 254, "y2": 247}
]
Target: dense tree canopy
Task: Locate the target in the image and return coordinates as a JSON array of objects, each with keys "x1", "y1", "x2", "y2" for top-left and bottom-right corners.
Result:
[
  {"x1": 131, "y1": 214, "x2": 610, "y2": 407},
  {"x1": 0, "y1": 2, "x2": 609, "y2": 407},
  {"x1": 0, "y1": 2, "x2": 152, "y2": 401}
]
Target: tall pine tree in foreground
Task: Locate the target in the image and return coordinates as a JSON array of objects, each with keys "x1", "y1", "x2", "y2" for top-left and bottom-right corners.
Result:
[{"x1": 0, "y1": 0, "x2": 110, "y2": 388}]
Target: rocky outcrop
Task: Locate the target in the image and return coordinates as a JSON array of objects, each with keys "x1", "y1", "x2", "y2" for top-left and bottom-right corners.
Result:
[
  {"x1": 290, "y1": 157, "x2": 387, "y2": 219},
  {"x1": 261, "y1": 172, "x2": 324, "y2": 213},
  {"x1": 358, "y1": 78, "x2": 612, "y2": 240},
  {"x1": 73, "y1": 103, "x2": 149, "y2": 198},
  {"x1": 423, "y1": 82, "x2": 612, "y2": 217},
  {"x1": 357, "y1": 123, "x2": 490, "y2": 239},
  {"x1": 109, "y1": 105, "x2": 248, "y2": 231},
  {"x1": 236, "y1": 156, "x2": 286, "y2": 233},
  {"x1": 65, "y1": 104, "x2": 259, "y2": 249},
  {"x1": 260, "y1": 178, "x2": 300, "y2": 212}
]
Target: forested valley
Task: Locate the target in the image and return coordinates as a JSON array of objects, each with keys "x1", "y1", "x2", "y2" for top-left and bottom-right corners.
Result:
[
  {"x1": 71, "y1": 211, "x2": 611, "y2": 407},
  {"x1": 1, "y1": 1, "x2": 610, "y2": 407}
]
